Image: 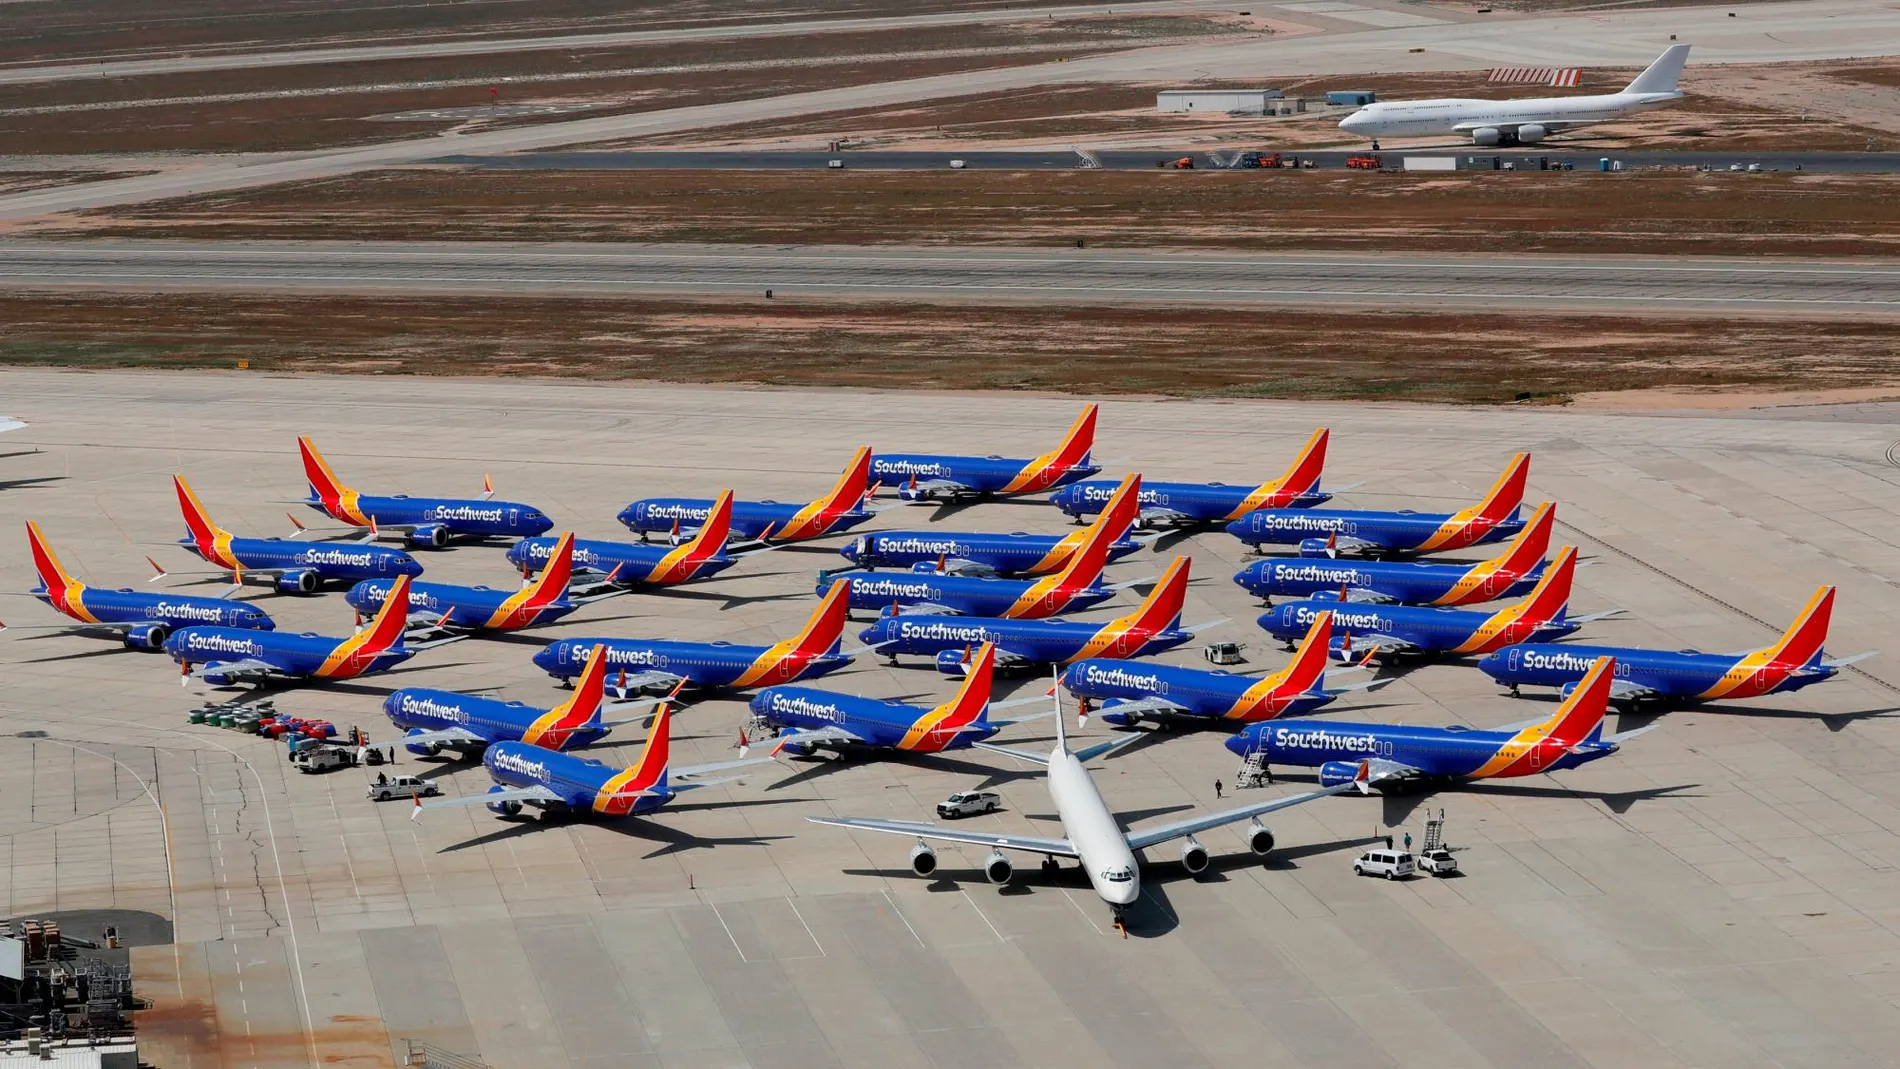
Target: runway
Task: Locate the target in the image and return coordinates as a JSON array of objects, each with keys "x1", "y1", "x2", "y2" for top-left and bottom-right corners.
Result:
[{"x1": 5, "y1": 239, "x2": 1900, "y2": 314}]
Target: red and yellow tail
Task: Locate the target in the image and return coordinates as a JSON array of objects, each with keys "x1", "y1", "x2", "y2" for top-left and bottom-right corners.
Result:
[
  {"x1": 647, "y1": 490, "x2": 733, "y2": 584},
  {"x1": 1069, "y1": 556, "x2": 1190, "y2": 660},
  {"x1": 595, "y1": 699, "x2": 672, "y2": 814},
  {"x1": 1097, "y1": 469, "x2": 1142, "y2": 543},
  {"x1": 1227, "y1": 428, "x2": 1329, "y2": 519},
  {"x1": 297, "y1": 436, "x2": 370, "y2": 525},
  {"x1": 1699, "y1": 586, "x2": 1837, "y2": 699},
  {"x1": 1470, "y1": 655, "x2": 1613, "y2": 778},
  {"x1": 1418, "y1": 453, "x2": 1531, "y2": 552},
  {"x1": 778, "y1": 447, "x2": 873, "y2": 541},
  {"x1": 316, "y1": 574, "x2": 410, "y2": 677},
  {"x1": 524, "y1": 531, "x2": 574, "y2": 607},
  {"x1": 524, "y1": 642, "x2": 608, "y2": 749},
  {"x1": 26, "y1": 521, "x2": 93, "y2": 621},
  {"x1": 1434, "y1": 501, "x2": 1556, "y2": 606},
  {"x1": 1274, "y1": 607, "x2": 1333, "y2": 697},
  {"x1": 1003, "y1": 403, "x2": 1098, "y2": 493},
  {"x1": 1028, "y1": 474, "x2": 1131, "y2": 598},
  {"x1": 732, "y1": 578, "x2": 851, "y2": 686},
  {"x1": 173, "y1": 475, "x2": 237, "y2": 566},
  {"x1": 900, "y1": 642, "x2": 996, "y2": 752},
  {"x1": 1452, "y1": 546, "x2": 1576, "y2": 654}
]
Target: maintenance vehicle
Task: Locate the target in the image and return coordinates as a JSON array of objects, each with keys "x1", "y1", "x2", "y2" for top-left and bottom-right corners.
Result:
[{"x1": 937, "y1": 790, "x2": 1002, "y2": 819}]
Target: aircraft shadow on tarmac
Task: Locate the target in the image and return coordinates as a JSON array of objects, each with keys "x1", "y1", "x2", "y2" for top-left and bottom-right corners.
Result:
[
  {"x1": 654, "y1": 587, "x2": 812, "y2": 612},
  {"x1": 1646, "y1": 704, "x2": 1900, "y2": 734},
  {"x1": 436, "y1": 794, "x2": 806, "y2": 856},
  {"x1": 765, "y1": 749, "x2": 1048, "y2": 793},
  {"x1": 0, "y1": 476, "x2": 66, "y2": 492}
]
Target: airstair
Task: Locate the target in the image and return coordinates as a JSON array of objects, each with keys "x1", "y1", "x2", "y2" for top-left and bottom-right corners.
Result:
[{"x1": 1234, "y1": 748, "x2": 1272, "y2": 789}]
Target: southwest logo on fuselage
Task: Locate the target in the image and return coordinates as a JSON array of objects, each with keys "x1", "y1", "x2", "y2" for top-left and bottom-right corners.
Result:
[
  {"x1": 386, "y1": 643, "x2": 615, "y2": 755},
  {"x1": 1229, "y1": 655, "x2": 1627, "y2": 784},
  {"x1": 298, "y1": 437, "x2": 551, "y2": 547},
  {"x1": 515, "y1": 490, "x2": 740, "y2": 589},
  {"x1": 534, "y1": 579, "x2": 853, "y2": 689},
  {"x1": 171, "y1": 474, "x2": 422, "y2": 594},
  {"x1": 1061, "y1": 609, "x2": 1341, "y2": 728},
  {"x1": 1235, "y1": 501, "x2": 1557, "y2": 607},
  {"x1": 165, "y1": 574, "x2": 418, "y2": 687},
  {"x1": 1479, "y1": 585, "x2": 1863, "y2": 705},
  {"x1": 1228, "y1": 453, "x2": 1531, "y2": 557},
  {"x1": 750, "y1": 642, "x2": 1003, "y2": 756},
  {"x1": 1258, "y1": 546, "x2": 1586, "y2": 659},
  {"x1": 1051, "y1": 427, "x2": 1331, "y2": 525},
  {"x1": 876, "y1": 403, "x2": 1102, "y2": 501},
  {"x1": 17, "y1": 520, "x2": 274, "y2": 649},
  {"x1": 620, "y1": 447, "x2": 874, "y2": 544}
]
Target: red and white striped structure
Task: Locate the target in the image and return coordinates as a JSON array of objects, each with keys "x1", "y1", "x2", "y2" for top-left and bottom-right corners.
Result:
[{"x1": 1487, "y1": 67, "x2": 1582, "y2": 87}]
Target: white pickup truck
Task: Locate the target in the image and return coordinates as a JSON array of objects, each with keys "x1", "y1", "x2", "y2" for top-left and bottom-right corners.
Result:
[{"x1": 367, "y1": 775, "x2": 440, "y2": 801}]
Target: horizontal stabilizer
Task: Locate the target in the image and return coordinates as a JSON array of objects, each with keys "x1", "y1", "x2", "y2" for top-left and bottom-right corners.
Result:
[{"x1": 1822, "y1": 651, "x2": 1877, "y2": 669}]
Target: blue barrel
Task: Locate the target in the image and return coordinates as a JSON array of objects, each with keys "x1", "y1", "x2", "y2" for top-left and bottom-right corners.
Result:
[{"x1": 285, "y1": 732, "x2": 303, "y2": 747}]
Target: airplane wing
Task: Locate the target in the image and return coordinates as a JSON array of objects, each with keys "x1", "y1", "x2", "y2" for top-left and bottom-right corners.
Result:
[
  {"x1": 765, "y1": 725, "x2": 867, "y2": 753},
  {"x1": 1084, "y1": 696, "x2": 1190, "y2": 723},
  {"x1": 1339, "y1": 633, "x2": 1415, "y2": 657},
  {"x1": 905, "y1": 478, "x2": 974, "y2": 497},
  {"x1": 1452, "y1": 119, "x2": 1590, "y2": 135},
  {"x1": 1137, "y1": 505, "x2": 1194, "y2": 526},
  {"x1": 1325, "y1": 676, "x2": 1394, "y2": 697},
  {"x1": 186, "y1": 658, "x2": 286, "y2": 685},
  {"x1": 887, "y1": 602, "x2": 961, "y2": 616},
  {"x1": 1124, "y1": 761, "x2": 1380, "y2": 851},
  {"x1": 608, "y1": 669, "x2": 687, "y2": 696},
  {"x1": 395, "y1": 726, "x2": 487, "y2": 748},
  {"x1": 0, "y1": 417, "x2": 25, "y2": 434},
  {"x1": 417, "y1": 784, "x2": 566, "y2": 812},
  {"x1": 807, "y1": 815, "x2": 1078, "y2": 858},
  {"x1": 2, "y1": 620, "x2": 142, "y2": 633},
  {"x1": 596, "y1": 695, "x2": 686, "y2": 729},
  {"x1": 673, "y1": 754, "x2": 780, "y2": 782},
  {"x1": 1608, "y1": 677, "x2": 1659, "y2": 703}
]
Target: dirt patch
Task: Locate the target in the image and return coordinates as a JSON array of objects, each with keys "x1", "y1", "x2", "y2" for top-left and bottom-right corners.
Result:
[
  {"x1": 60, "y1": 168, "x2": 1900, "y2": 258},
  {"x1": 0, "y1": 170, "x2": 149, "y2": 194},
  {"x1": 2, "y1": 291, "x2": 1895, "y2": 404}
]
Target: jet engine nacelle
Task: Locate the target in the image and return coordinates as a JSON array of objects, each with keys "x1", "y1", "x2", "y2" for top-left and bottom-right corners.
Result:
[
  {"x1": 1180, "y1": 837, "x2": 1210, "y2": 874},
  {"x1": 407, "y1": 523, "x2": 451, "y2": 549},
  {"x1": 984, "y1": 851, "x2": 1014, "y2": 885},
  {"x1": 276, "y1": 569, "x2": 322, "y2": 594},
  {"x1": 776, "y1": 741, "x2": 816, "y2": 759},
  {"x1": 122, "y1": 622, "x2": 171, "y2": 650},
  {"x1": 485, "y1": 784, "x2": 522, "y2": 817},
  {"x1": 933, "y1": 649, "x2": 974, "y2": 677},
  {"x1": 1558, "y1": 679, "x2": 1581, "y2": 701},
  {"x1": 909, "y1": 841, "x2": 938, "y2": 877},
  {"x1": 1248, "y1": 821, "x2": 1276, "y2": 857},
  {"x1": 1469, "y1": 127, "x2": 1503, "y2": 146},
  {"x1": 1517, "y1": 124, "x2": 1547, "y2": 144},
  {"x1": 405, "y1": 727, "x2": 445, "y2": 758},
  {"x1": 1298, "y1": 538, "x2": 1336, "y2": 558},
  {"x1": 1319, "y1": 760, "x2": 1363, "y2": 788},
  {"x1": 200, "y1": 666, "x2": 242, "y2": 687}
]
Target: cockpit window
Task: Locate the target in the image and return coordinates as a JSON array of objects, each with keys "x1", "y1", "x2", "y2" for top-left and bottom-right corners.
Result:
[{"x1": 1101, "y1": 867, "x2": 1134, "y2": 883}]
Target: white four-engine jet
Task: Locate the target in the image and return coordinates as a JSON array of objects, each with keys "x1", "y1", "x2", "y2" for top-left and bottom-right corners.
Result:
[
  {"x1": 1339, "y1": 44, "x2": 1690, "y2": 147},
  {"x1": 809, "y1": 677, "x2": 1373, "y2": 927}
]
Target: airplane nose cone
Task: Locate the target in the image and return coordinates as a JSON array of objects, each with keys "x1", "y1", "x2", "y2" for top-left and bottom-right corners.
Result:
[
  {"x1": 856, "y1": 624, "x2": 882, "y2": 646},
  {"x1": 1476, "y1": 652, "x2": 1505, "y2": 677},
  {"x1": 615, "y1": 504, "x2": 638, "y2": 528},
  {"x1": 398, "y1": 557, "x2": 424, "y2": 577},
  {"x1": 1223, "y1": 518, "x2": 1249, "y2": 539},
  {"x1": 838, "y1": 540, "x2": 861, "y2": 564},
  {"x1": 747, "y1": 692, "x2": 772, "y2": 717},
  {"x1": 531, "y1": 645, "x2": 560, "y2": 673}
]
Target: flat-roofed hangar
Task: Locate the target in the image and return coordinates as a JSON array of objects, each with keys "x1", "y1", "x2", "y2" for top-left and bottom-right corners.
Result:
[{"x1": 1156, "y1": 89, "x2": 1284, "y2": 114}]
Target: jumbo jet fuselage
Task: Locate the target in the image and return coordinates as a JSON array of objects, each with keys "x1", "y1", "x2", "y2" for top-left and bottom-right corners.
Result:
[
  {"x1": 1340, "y1": 91, "x2": 1681, "y2": 143},
  {"x1": 1043, "y1": 746, "x2": 1142, "y2": 909}
]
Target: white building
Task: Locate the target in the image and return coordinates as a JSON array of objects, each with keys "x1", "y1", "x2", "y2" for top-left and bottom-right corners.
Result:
[{"x1": 1156, "y1": 89, "x2": 1285, "y2": 114}]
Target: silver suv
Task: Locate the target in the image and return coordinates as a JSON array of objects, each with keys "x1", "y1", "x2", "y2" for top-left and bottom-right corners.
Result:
[{"x1": 937, "y1": 791, "x2": 1002, "y2": 819}]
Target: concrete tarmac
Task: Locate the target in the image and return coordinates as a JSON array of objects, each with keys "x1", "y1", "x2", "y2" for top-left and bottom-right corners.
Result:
[
  {"x1": 4, "y1": 239, "x2": 1900, "y2": 314},
  {"x1": 2, "y1": 371, "x2": 1898, "y2": 1068}
]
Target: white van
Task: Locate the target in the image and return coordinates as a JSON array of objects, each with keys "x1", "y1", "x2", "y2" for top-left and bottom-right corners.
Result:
[{"x1": 1353, "y1": 849, "x2": 1416, "y2": 879}]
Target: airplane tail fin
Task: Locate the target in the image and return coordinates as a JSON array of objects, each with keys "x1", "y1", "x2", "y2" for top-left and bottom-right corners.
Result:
[
  {"x1": 1468, "y1": 453, "x2": 1531, "y2": 527},
  {"x1": 1049, "y1": 476, "x2": 1130, "y2": 590},
  {"x1": 796, "y1": 579, "x2": 852, "y2": 656},
  {"x1": 530, "y1": 643, "x2": 610, "y2": 747},
  {"x1": 1539, "y1": 655, "x2": 1615, "y2": 748},
  {"x1": 359, "y1": 574, "x2": 413, "y2": 652},
  {"x1": 1623, "y1": 44, "x2": 1691, "y2": 95},
  {"x1": 1025, "y1": 403, "x2": 1099, "y2": 480},
  {"x1": 1122, "y1": 555, "x2": 1191, "y2": 632},
  {"x1": 1509, "y1": 545, "x2": 1576, "y2": 626},
  {"x1": 524, "y1": 532, "x2": 575, "y2": 604},
  {"x1": 25, "y1": 521, "x2": 83, "y2": 596},
  {"x1": 810, "y1": 446, "x2": 872, "y2": 515},
  {"x1": 622, "y1": 698, "x2": 675, "y2": 794},
  {"x1": 1758, "y1": 586, "x2": 1836, "y2": 668},
  {"x1": 1096, "y1": 471, "x2": 1143, "y2": 544},
  {"x1": 1485, "y1": 500, "x2": 1555, "y2": 574},
  {"x1": 172, "y1": 475, "x2": 231, "y2": 548},
  {"x1": 1279, "y1": 608, "x2": 1334, "y2": 696},
  {"x1": 941, "y1": 642, "x2": 998, "y2": 726},
  {"x1": 296, "y1": 436, "x2": 352, "y2": 508},
  {"x1": 687, "y1": 490, "x2": 734, "y2": 553},
  {"x1": 1267, "y1": 427, "x2": 1328, "y2": 500}
]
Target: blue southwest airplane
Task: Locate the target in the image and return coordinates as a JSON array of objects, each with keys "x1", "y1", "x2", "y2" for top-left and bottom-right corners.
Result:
[
  {"x1": 1478, "y1": 585, "x2": 1871, "y2": 707},
  {"x1": 620, "y1": 448, "x2": 875, "y2": 544},
  {"x1": 1059, "y1": 609, "x2": 1386, "y2": 730},
  {"x1": 858, "y1": 556, "x2": 1202, "y2": 676},
  {"x1": 833, "y1": 475, "x2": 1135, "y2": 619},
  {"x1": 166, "y1": 475, "x2": 423, "y2": 593},
  {"x1": 8, "y1": 521, "x2": 274, "y2": 649},
  {"x1": 747, "y1": 642, "x2": 1051, "y2": 758},
  {"x1": 165, "y1": 574, "x2": 430, "y2": 687},
  {"x1": 346, "y1": 532, "x2": 592, "y2": 635},
  {"x1": 1227, "y1": 453, "x2": 1531, "y2": 558},
  {"x1": 1257, "y1": 547, "x2": 1613, "y2": 662},
  {"x1": 1235, "y1": 501, "x2": 1556, "y2": 607},
  {"x1": 1227, "y1": 655, "x2": 1640, "y2": 788},
  {"x1": 416, "y1": 698, "x2": 774, "y2": 825},
  {"x1": 535, "y1": 579, "x2": 854, "y2": 691},
  {"x1": 1049, "y1": 427, "x2": 1332, "y2": 526},
  {"x1": 835, "y1": 469, "x2": 1145, "y2": 578},
  {"x1": 385, "y1": 643, "x2": 668, "y2": 757},
  {"x1": 873, "y1": 403, "x2": 1102, "y2": 502},
  {"x1": 296, "y1": 436, "x2": 553, "y2": 547},
  {"x1": 509, "y1": 489, "x2": 742, "y2": 593}
]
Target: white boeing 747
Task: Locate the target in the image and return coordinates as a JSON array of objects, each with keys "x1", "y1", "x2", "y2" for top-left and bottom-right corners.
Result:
[
  {"x1": 809, "y1": 673, "x2": 1376, "y2": 928},
  {"x1": 1339, "y1": 44, "x2": 1690, "y2": 147}
]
